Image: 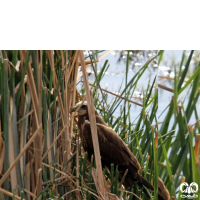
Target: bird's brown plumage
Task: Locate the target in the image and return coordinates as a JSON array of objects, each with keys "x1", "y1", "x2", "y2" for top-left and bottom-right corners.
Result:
[{"x1": 72, "y1": 101, "x2": 155, "y2": 199}]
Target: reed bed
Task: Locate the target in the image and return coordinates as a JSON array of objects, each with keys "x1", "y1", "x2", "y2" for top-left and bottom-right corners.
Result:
[{"x1": 0, "y1": 50, "x2": 199, "y2": 200}]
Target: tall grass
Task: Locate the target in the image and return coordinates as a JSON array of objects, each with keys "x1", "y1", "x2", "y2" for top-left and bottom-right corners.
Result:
[
  {"x1": 0, "y1": 50, "x2": 199, "y2": 200},
  {"x1": 158, "y1": 50, "x2": 200, "y2": 200}
]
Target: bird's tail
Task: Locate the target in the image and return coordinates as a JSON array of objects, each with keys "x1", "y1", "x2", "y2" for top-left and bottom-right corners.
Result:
[
  {"x1": 120, "y1": 172, "x2": 154, "y2": 199},
  {"x1": 136, "y1": 173, "x2": 154, "y2": 191}
]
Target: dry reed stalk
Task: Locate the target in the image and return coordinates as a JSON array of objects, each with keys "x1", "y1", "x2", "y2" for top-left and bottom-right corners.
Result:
[
  {"x1": 65, "y1": 90, "x2": 70, "y2": 170},
  {"x1": 47, "y1": 110, "x2": 53, "y2": 178},
  {"x1": 26, "y1": 53, "x2": 42, "y2": 195},
  {"x1": 14, "y1": 66, "x2": 34, "y2": 95},
  {"x1": 48, "y1": 50, "x2": 65, "y2": 124},
  {"x1": 92, "y1": 168, "x2": 120, "y2": 200},
  {"x1": 60, "y1": 50, "x2": 69, "y2": 169},
  {"x1": 77, "y1": 50, "x2": 113, "y2": 80},
  {"x1": 78, "y1": 59, "x2": 98, "y2": 66},
  {"x1": 77, "y1": 81, "x2": 144, "y2": 107},
  {"x1": 0, "y1": 124, "x2": 42, "y2": 186},
  {"x1": 61, "y1": 50, "x2": 70, "y2": 172},
  {"x1": 0, "y1": 141, "x2": 4, "y2": 175},
  {"x1": 30, "y1": 159, "x2": 36, "y2": 197},
  {"x1": 9, "y1": 98, "x2": 18, "y2": 194},
  {"x1": 0, "y1": 188, "x2": 26, "y2": 200},
  {"x1": 76, "y1": 132, "x2": 80, "y2": 194},
  {"x1": 68, "y1": 52, "x2": 79, "y2": 173},
  {"x1": 95, "y1": 50, "x2": 113, "y2": 62},
  {"x1": 34, "y1": 168, "x2": 42, "y2": 196},
  {"x1": 27, "y1": 62, "x2": 39, "y2": 121},
  {"x1": 158, "y1": 75, "x2": 189, "y2": 82},
  {"x1": 25, "y1": 160, "x2": 31, "y2": 200},
  {"x1": 56, "y1": 146, "x2": 61, "y2": 170},
  {"x1": 19, "y1": 102, "x2": 25, "y2": 176},
  {"x1": 158, "y1": 76, "x2": 174, "y2": 81},
  {"x1": 68, "y1": 51, "x2": 78, "y2": 79},
  {"x1": 69, "y1": 53, "x2": 80, "y2": 196},
  {"x1": 8, "y1": 60, "x2": 20, "y2": 72},
  {"x1": 158, "y1": 84, "x2": 174, "y2": 93},
  {"x1": 79, "y1": 50, "x2": 106, "y2": 198},
  {"x1": 24, "y1": 188, "x2": 36, "y2": 198},
  {"x1": 29, "y1": 112, "x2": 37, "y2": 196},
  {"x1": 19, "y1": 82, "x2": 29, "y2": 182},
  {"x1": 38, "y1": 50, "x2": 43, "y2": 157},
  {"x1": 47, "y1": 50, "x2": 67, "y2": 166}
]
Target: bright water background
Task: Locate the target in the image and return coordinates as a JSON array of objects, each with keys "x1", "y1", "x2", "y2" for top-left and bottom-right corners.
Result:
[
  {"x1": 78, "y1": 51, "x2": 157, "y2": 129},
  {"x1": 158, "y1": 50, "x2": 200, "y2": 125},
  {"x1": 77, "y1": 50, "x2": 200, "y2": 129}
]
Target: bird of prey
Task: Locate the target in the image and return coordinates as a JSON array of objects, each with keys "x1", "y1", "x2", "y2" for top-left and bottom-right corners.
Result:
[{"x1": 71, "y1": 101, "x2": 169, "y2": 200}]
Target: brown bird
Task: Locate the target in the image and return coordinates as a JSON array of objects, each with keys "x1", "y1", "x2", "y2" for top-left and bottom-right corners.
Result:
[{"x1": 71, "y1": 101, "x2": 154, "y2": 199}]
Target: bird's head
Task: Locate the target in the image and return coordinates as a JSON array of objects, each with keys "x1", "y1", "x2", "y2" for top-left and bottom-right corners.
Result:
[{"x1": 71, "y1": 101, "x2": 88, "y2": 116}]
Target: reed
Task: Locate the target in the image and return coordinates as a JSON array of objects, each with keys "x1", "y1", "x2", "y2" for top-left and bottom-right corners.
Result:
[
  {"x1": 1, "y1": 50, "x2": 198, "y2": 200},
  {"x1": 158, "y1": 50, "x2": 200, "y2": 199}
]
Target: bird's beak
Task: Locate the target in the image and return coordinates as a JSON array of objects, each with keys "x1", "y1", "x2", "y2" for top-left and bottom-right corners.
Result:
[{"x1": 71, "y1": 107, "x2": 77, "y2": 112}]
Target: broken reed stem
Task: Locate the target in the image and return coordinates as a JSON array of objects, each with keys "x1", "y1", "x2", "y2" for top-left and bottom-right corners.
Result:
[
  {"x1": 158, "y1": 84, "x2": 174, "y2": 93},
  {"x1": 23, "y1": 188, "x2": 36, "y2": 198},
  {"x1": 0, "y1": 124, "x2": 42, "y2": 186},
  {"x1": 79, "y1": 50, "x2": 106, "y2": 198},
  {"x1": 77, "y1": 81, "x2": 143, "y2": 107}
]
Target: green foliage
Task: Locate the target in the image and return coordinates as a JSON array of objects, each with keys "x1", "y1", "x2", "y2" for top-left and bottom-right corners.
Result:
[{"x1": 158, "y1": 50, "x2": 200, "y2": 199}]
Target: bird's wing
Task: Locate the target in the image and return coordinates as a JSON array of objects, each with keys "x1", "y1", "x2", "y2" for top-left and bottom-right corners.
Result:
[{"x1": 82, "y1": 120, "x2": 140, "y2": 174}]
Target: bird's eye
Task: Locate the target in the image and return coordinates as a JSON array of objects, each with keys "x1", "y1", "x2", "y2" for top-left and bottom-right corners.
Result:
[{"x1": 82, "y1": 105, "x2": 87, "y2": 109}]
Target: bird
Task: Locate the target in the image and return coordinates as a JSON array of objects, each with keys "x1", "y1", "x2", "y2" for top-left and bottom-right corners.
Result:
[{"x1": 71, "y1": 101, "x2": 154, "y2": 199}]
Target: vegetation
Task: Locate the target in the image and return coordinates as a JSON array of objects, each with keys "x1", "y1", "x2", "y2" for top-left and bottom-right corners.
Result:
[
  {"x1": 158, "y1": 50, "x2": 200, "y2": 200},
  {"x1": 0, "y1": 50, "x2": 199, "y2": 200}
]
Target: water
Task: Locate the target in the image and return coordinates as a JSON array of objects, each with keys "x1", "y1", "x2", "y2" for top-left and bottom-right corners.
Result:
[
  {"x1": 158, "y1": 50, "x2": 200, "y2": 125},
  {"x1": 78, "y1": 50, "x2": 158, "y2": 128},
  {"x1": 77, "y1": 50, "x2": 200, "y2": 127}
]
